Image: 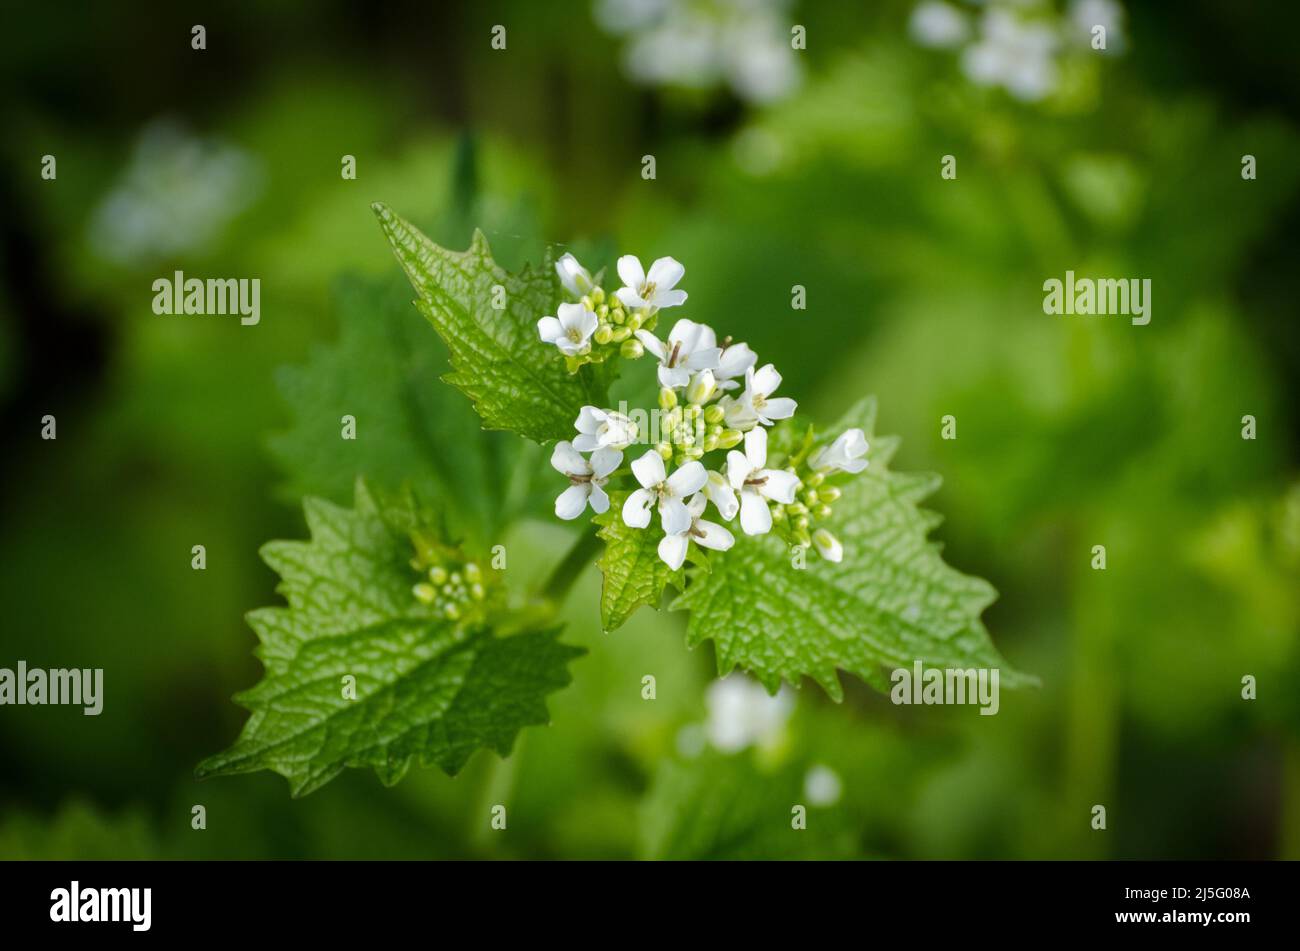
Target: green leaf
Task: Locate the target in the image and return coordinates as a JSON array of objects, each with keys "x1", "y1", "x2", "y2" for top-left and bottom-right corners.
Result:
[
  {"x1": 672, "y1": 396, "x2": 1032, "y2": 700},
  {"x1": 373, "y1": 203, "x2": 608, "y2": 444},
  {"x1": 593, "y1": 491, "x2": 683, "y2": 634},
  {"x1": 268, "y1": 274, "x2": 548, "y2": 542},
  {"x1": 197, "y1": 481, "x2": 584, "y2": 796}
]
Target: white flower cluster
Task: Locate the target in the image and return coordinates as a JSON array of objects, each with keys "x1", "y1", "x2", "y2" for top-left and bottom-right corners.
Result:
[
  {"x1": 909, "y1": 0, "x2": 1126, "y2": 103},
  {"x1": 541, "y1": 251, "x2": 868, "y2": 568}
]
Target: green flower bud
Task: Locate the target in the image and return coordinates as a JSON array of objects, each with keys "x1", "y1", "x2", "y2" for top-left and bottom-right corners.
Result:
[
  {"x1": 802, "y1": 488, "x2": 820, "y2": 506},
  {"x1": 702, "y1": 433, "x2": 719, "y2": 452},
  {"x1": 594, "y1": 325, "x2": 614, "y2": 346},
  {"x1": 813, "y1": 504, "x2": 832, "y2": 519},
  {"x1": 464, "y1": 562, "x2": 482, "y2": 583},
  {"x1": 656, "y1": 442, "x2": 674, "y2": 460},
  {"x1": 611, "y1": 307, "x2": 626, "y2": 325},
  {"x1": 704, "y1": 404, "x2": 725, "y2": 425},
  {"x1": 658, "y1": 387, "x2": 678, "y2": 410},
  {"x1": 444, "y1": 603, "x2": 461, "y2": 621},
  {"x1": 597, "y1": 304, "x2": 609, "y2": 319},
  {"x1": 718, "y1": 429, "x2": 744, "y2": 449},
  {"x1": 807, "y1": 471, "x2": 826, "y2": 488},
  {"x1": 579, "y1": 295, "x2": 594, "y2": 310},
  {"x1": 611, "y1": 326, "x2": 631, "y2": 342},
  {"x1": 684, "y1": 446, "x2": 705, "y2": 460},
  {"x1": 795, "y1": 515, "x2": 810, "y2": 532},
  {"x1": 619, "y1": 338, "x2": 644, "y2": 359},
  {"x1": 627, "y1": 313, "x2": 643, "y2": 331},
  {"x1": 470, "y1": 583, "x2": 486, "y2": 601},
  {"x1": 591, "y1": 287, "x2": 605, "y2": 305},
  {"x1": 771, "y1": 504, "x2": 787, "y2": 522},
  {"x1": 686, "y1": 369, "x2": 717, "y2": 406},
  {"x1": 819, "y1": 486, "x2": 841, "y2": 502},
  {"x1": 787, "y1": 502, "x2": 808, "y2": 517},
  {"x1": 413, "y1": 583, "x2": 436, "y2": 604},
  {"x1": 429, "y1": 566, "x2": 448, "y2": 584}
]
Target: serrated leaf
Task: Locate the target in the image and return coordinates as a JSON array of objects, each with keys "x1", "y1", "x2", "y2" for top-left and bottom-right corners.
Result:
[
  {"x1": 373, "y1": 203, "x2": 608, "y2": 443},
  {"x1": 197, "y1": 481, "x2": 584, "y2": 796},
  {"x1": 593, "y1": 491, "x2": 683, "y2": 633},
  {"x1": 672, "y1": 396, "x2": 1032, "y2": 701}
]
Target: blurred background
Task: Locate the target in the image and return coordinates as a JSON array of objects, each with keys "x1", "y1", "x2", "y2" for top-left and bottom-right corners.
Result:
[{"x1": 1, "y1": 0, "x2": 1297, "y2": 859}]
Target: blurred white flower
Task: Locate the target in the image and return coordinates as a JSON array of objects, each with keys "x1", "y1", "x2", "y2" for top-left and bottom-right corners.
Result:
[
  {"x1": 88, "y1": 119, "x2": 262, "y2": 266},
  {"x1": 961, "y1": 7, "x2": 1060, "y2": 102},
  {"x1": 908, "y1": 1, "x2": 970, "y2": 49},
  {"x1": 595, "y1": 0, "x2": 802, "y2": 104},
  {"x1": 803, "y1": 764, "x2": 843, "y2": 806},
  {"x1": 705, "y1": 674, "x2": 794, "y2": 752},
  {"x1": 1069, "y1": 0, "x2": 1126, "y2": 54}
]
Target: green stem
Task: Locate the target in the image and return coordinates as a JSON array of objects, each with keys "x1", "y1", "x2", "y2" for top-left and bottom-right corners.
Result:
[{"x1": 543, "y1": 526, "x2": 602, "y2": 602}]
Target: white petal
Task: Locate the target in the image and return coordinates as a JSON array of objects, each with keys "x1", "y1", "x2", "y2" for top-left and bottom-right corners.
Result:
[
  {"x1": 841, "y1": 456, "x2": 868, "y2": 474},
  {"x1": 655, "y1": 288, "x2": 687, "y2": 308},
  {"x1": 752, "y1": 363, "x2": 782, "y2": 397},
  {"x1": 684, "y1": 347, "x2": 722, "y2": 371},
  {"x1": 686, "y1": 492, "x2": 707, "y2": 518},
  {"x1": 668, "y1": 318, "x2": 703, "y2": 352},
  {"x1": 660, "y1": 496, "x2": 691, "y2": 535},
  {"x1": 695, "y1": 323, "x2": 718, "y2": 350},
  {"x1": 694, "y1": 520, "x2": 735, "y2": 552},
  {"x1": 761, "y1": 397, "x2": 797, "y2": 421},
  {"x1": 550, "y1": 440, "x2": 588, "y2": 476},
  {"x1": 813, "y1": 528, "x2": 843, "y2": 563},
  {"x1": 589, "y1": 447, "x2": 623, "y2": 478},
  {"x1": 635, "y1": 329, "x2": 668, "y2": 362},
  {"x1": 555, "y1": 253, "x2": 592, "y2": 296},
  {"x1": 758, "y1": 468, "x2": 800, "y2": 504},
  {"x1": 575, "y1": 405, "x2": 604, "y2": 435},
  {"x1": 666, "y1": 460, "x2": 707, "y2": 498},
  {"x1": 537, "y1": 316, "x2": 563, "y2": 343},
  {"x1": 658, "y1": 365, "x2": 690, "y2": 389},
  {"x1": 739, "y1": 490, "x2": 773, "y2": 535},
  {"x1": 646, "y1": 256, "x2": 685, "y2": 291},
  {"x1": 555, "y1": 484, "x2": 591, "y2": 520},
  {"x1": 616, "y1": 254, "x2": 646, "y2": 291},
  {"x1": 572, "y1": 434, "x2": 601, "y2": 452},
  {"x1": 657, "y1": 533, "x2": 690, "y2": 571},
  {"x1": 631, "y1": 449, "x2": 666, "y2": 489},
  {"x1": 588, "y1": 482, "x2": 610, "y2": 515},
  {"x1": 706, "y1": 472, "x2": 739, "y2": 520},
  {"x1": 744, "y1": 426, "x2": 768, "y2": 469},
  {"x1": 717, "y1": 342, "x2": 757, "y2": 380},
  {"x1": 726, "y1": 450, "x2": 752, "y2": 491},
  {"x1": 615, "y1": 287, "x2": 647, "y2": 308},
  {"x1": 622, "y1": 488, "x2": 655, "y2": 528}
]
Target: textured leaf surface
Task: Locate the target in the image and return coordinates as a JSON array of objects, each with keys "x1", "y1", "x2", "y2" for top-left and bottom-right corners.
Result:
[
  {"x1": 373, "y1": 203, "x2": 606, "y2": 443},
  {"x1": 593, "y1": 491, "x2": 683, "y2": 634},
  {"x1": 672, "y1": 397, "x2": 1031, "y2": 700},
  {"x1": 197, "y1": 482, "x2": 583, "y2": 796},
  {"x1": 269, "y1": 275, "x2": 549, "y2": 541}
]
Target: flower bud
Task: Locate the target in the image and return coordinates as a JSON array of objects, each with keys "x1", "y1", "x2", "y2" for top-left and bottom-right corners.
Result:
[
  {"x1": 702, "y1": 433, "x2": 719, "y2": 452},
  {"x1": 718, "y1": 429, "x2": 744, "y2": 449},
  {"x1": 684, "y1": 446, "x2": 705, "y2": 460},
  {"x1": 444, "y1": 603, "x2": 462, "y2": 621},
  {"x1": 771, "y1": 504, "x2": 787, "y2": 522},
  {"x1": 413, "y1": 583, "x2": 436, "y2": 604},
  {"x1": 656, "y1": 442, "x2": 674, "y2": 460},
  {"x1": 787, "y1": 502, "x2": 808, "y2": 517},
  {"x1": 814, "y1": 503, "x2": 833, "y2": 519},
  {"x1": 597, "y1": 304, "x2": 609, "y2": 319},
  {"x1": 611, "y1": 326, "x2": 631, "y2": 342},
  {"x1": 619, "y1": 338, "x2": 644, "y2": 359},
  {"x1": 594, "y1": 325, "x2": 614, "y2": 346},
  {"x1": 812, "y1": 528, "x2": 843, "y2": 563},
  {"x1": 806, "y1": 471, "x2": 825, "y2": 488},
  {"x1": 591, "y1": 287, "x2": 605, "y2": 305},
  {"x1": 802, "y1": 488, "x2": 820, "y2": 506},
  {"x1": 470, "y1": 583, "x2": 486, "y2": 601},
  {"x1": 686, "y1": 369, "x2": 717, "y2": 405},
  {"x1": 580, "y1": 296, "x2": 594, "y2": 310},
  {"x1": 464, "y1": 562, "x2": 481, "y2": 583},
  {"x1": 429, "y1": 566, "x2": 448, "y2": 584},
  {"x1": 658, "y1": 387, "x2": 678, "y2": 410},
  {"x1": 704, "y1": 404, "x2": 725, "y2": 425},
  {"x1": 819, "y1": 486, "x2": 841, "y2": 502},
  {"x1": 627, "y1": 313, "x2": 643, "y2": 331},
  {"x1": 611, "y1": 307, "x2": 626, "y2": 325}
]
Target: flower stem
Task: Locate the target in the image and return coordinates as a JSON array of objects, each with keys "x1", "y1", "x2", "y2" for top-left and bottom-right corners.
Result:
[{"x1": 543, "y1": 526, "x2": 602, "y2": 603}]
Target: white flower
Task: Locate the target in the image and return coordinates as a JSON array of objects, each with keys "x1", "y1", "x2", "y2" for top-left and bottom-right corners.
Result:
[
  {"x1": 555, "y1": 252, "x2": 596, "y2": 298},
  {"x1": 809, "y1": 428, "x2": 869, "y2": 474},
  {"x1": 623, "y1": 450, "x2": 708, "y2": 535},
  {"x1": 1069, "y1": 0, "x2": 1125, "y2": 55},
  {"x1": 615, "y1": 254, "x2": 688, "y2": 311},
  {"x1": 657, "y1": 494, "x2": 735, "y2": 570},
  {"x1": 704, "y1": 469, "x2": 739, "y2": 521},
  {"x1": 636, "y1": 318, "x2": 722, "y2": 389},
  {"x1": 705, "y1": 675, "x2": 794, "y2": 753},
  {"x1": 812, "y1": 527, "x2": 844, "y2": 564},
  {"x1": 538, "y1": 302, "x2": 598, "y2": 356},
  {"x1": 961, "y1": 8, "x2": 1060, "y2": 102},
  {"x1": 803, "y1": 764, "x2": 843, "y2": 806},
  {"x1": 573, "y1": 406, "x2": 639, "y2": 452},
  {"x1": 909, "y1": 1, "x2": 970, "y2": 49},
  {"x1": 714, "y1": 340, "x2": 757, "y2": 390},
  {"x1": 551, "y1": 442, "x2": 622, "y2": 519},
  {"x1": 724, "y1": 363, "x2": 798, "y2": 429},
  {"x1": 726, "y1": 427, "x2": 800, "y2": 536}
]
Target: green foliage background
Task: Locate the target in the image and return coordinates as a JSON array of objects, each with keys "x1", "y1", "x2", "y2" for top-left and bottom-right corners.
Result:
[{"x1": 0, "y1": 0, "x2": 1297, "y2": 858}]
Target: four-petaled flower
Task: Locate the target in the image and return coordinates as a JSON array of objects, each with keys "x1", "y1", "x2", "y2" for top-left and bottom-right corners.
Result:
[
  {"x1": 810, "y1": 428, "x2": 869, "y2": 474},
  {"x1": 658, "y1": 493, "x2": 735, "y2": 570},
  {"x1": 555, "y1": 252, "x2": 595, "y2": 298},
  {"x1": 725, "y1": 363, "x2": 798, "y2": 429},
  {"x1": 538, "y1": 302, "x2": 598, "y2": 356},
  {"x1": 727, "y1": 427, "x2": 800, "y2": 536},
  {"x1": 636, "y1": 318, "x2": 722, "y2": 389},
  {"x1": 551, "y1": 441, "x2": 622, "y2": 519},
  {"x1": 574, "y1": 406, "x2": 639, "y2": 452},
  {"x1": 623, "y1": 450, "x2": 707, "y2": 535},
  {"x1": 615, "y1": 254, "x2": 688, "y2": 311}
]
